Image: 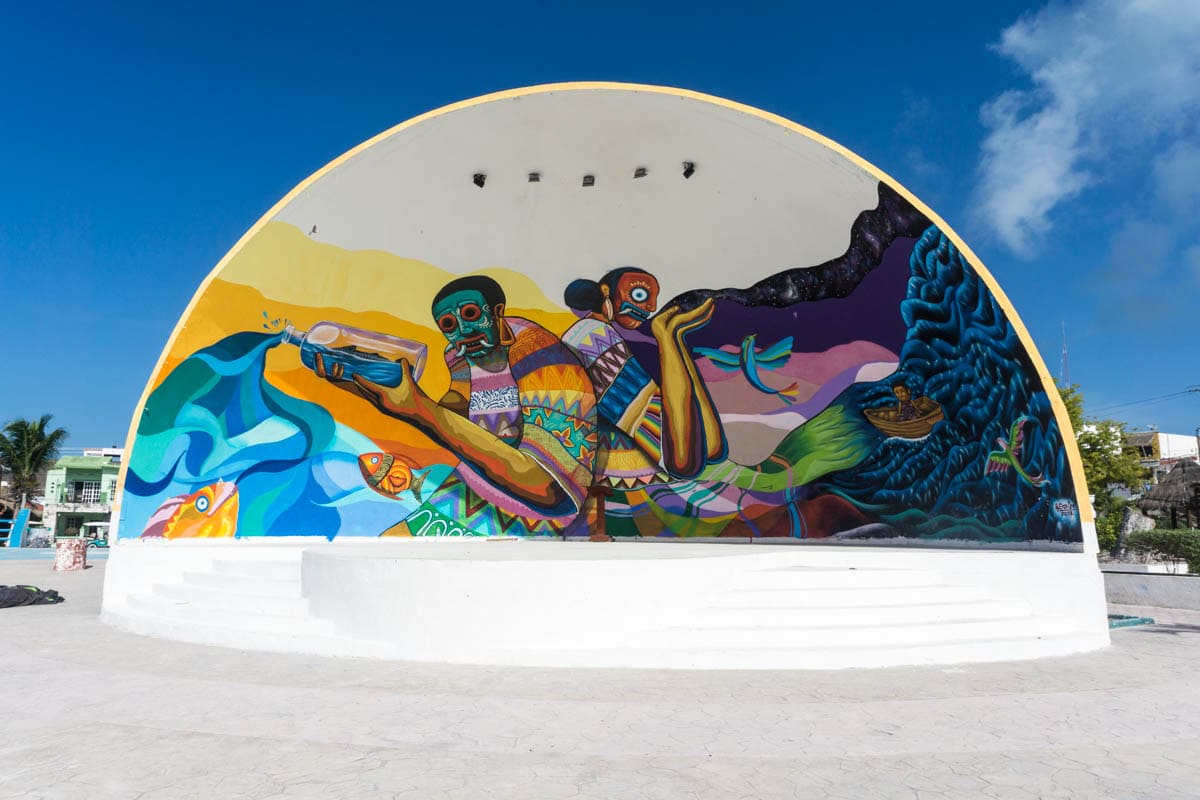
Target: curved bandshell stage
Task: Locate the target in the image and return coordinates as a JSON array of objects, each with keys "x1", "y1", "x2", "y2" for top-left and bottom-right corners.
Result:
[{"x1": 104, "y1": 84, "x2": 1108, "y2": 668}]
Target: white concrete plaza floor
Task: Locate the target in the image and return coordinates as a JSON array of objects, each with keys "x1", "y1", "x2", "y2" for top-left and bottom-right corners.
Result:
[{"x1": 1, "y1": 561, "x2": 1198, "y2": 799}]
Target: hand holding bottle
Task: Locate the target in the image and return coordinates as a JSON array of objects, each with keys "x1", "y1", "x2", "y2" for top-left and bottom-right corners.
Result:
[
  {"x1": 284, "y1": 321, "x2": 427, "y2": 388},
  {"x1": 315, "y1": 352, "x2": 428, "y2": 421}
]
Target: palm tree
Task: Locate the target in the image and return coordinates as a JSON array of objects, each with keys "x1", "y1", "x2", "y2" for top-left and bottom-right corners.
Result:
[{"x1": 0, "y1": 415, "x2": 69, "y2": 508}]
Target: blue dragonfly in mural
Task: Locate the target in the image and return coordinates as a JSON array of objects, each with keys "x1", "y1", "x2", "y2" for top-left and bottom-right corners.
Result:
[{"x1": 693, "y1": 335, "x2": 800, "y2": 400}]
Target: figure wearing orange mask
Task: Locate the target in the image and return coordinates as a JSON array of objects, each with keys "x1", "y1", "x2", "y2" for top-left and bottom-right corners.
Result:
[{"x1": 562, "y1": 267, "x2": 725, "y2": 489}]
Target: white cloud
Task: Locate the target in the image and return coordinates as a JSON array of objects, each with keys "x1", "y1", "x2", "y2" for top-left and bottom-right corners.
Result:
[
  {"x1": 1151, "y1": 141, "x2": 1200, "y2": 215},
  {"x1": 974, "y1": 0, "x2": 1200, "y2": 254}
]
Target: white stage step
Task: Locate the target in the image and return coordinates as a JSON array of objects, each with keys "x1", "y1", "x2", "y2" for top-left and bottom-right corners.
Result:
[
  {"x1": 125, "y1": 592, "x2": 335, "y2": 637},
  {"x1": 105, "y1": 553, "x2": 397, "y2": 658},
  {"x1": 630, "y1": 615, "x2": 1078, "y2": 650},
  {"x1": 130, "y1": 556, "x2": 315, "y2": 634},
  {"x1": 102, "y1": 541, "x2": 1111, "y2": 669},
  {"x1": 729, "y1": 567, "x2": 942, "y2": 591},
  {"x1": 180, "y1": 570, "x2": 301, "y2": 596},
  {"x1": 722, "y1": 585, "x2": 987, "y2": 608},
  {"x1": 210, "y1": 559, "x2": 302, "y2": 581},
  {"x1": 151, "y1": 582, "x2": 313, "y2": 617},
  {"x1": 690, "y1": 599, "x2": 1032, "y2": 628}
]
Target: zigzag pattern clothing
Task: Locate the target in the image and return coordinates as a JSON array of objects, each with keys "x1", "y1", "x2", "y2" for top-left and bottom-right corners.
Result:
[
  {"x1": 561, "y1": 316, "x2": 777, "y2": 537},
  {"x1": 417, "y1": 316, "x2": 597, "y2": 535},
  {"x1": 405, "y1": 473, "x2": 571, "y2": 537},
  {"x1": 562, "y1": 317, "x2": 664, "y2": 488}
]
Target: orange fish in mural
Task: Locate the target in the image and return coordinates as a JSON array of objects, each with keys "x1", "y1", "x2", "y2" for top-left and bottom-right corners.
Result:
[
  {"x1": 359, "y1": 452, "x2": 428, "y2": 501},
  {"x1": 140, "y1": 481, "x2": 239, "y2": 539}
]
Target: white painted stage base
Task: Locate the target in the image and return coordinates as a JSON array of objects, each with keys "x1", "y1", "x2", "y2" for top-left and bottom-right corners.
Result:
[{"x1": 102, "y1": 539, "x2": 1110, "y2": 669}]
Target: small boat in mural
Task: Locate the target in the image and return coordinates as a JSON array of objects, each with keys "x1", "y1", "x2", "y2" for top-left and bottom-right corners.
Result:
[{"x1": 863, "y1": 389, "x2": 944, "y2": 439}]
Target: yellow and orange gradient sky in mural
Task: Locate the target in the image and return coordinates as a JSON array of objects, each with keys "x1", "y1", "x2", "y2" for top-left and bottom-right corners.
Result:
[{"x1": 159, "y1": 221, "x2": 580, "y2": 465}]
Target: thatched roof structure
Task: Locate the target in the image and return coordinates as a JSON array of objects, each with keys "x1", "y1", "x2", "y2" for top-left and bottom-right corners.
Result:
[
  {"x1": 1141, "y1": 460, "x2": 1200, "y2": 515},
  {"x1": 1126, "y1": 431, "x2": 1156, "y2": 449}
]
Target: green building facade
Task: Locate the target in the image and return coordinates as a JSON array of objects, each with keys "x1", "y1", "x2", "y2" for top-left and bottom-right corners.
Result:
[{"x1": 42, "y1": 455, "x2": 121, "y2": 537}]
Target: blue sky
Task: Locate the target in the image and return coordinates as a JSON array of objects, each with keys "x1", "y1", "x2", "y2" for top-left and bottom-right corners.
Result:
[{"x1": 2, "y1": 0, "x2": 1198, "y2": 447}]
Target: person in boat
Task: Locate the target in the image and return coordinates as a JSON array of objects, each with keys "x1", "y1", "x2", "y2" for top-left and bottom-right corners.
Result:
[
  {"x1": 893, "y1": 383, "x2": 920, "y2": 421},
  {"x1": 560, "y1": 267, "x2": 726, "y2": 486}
]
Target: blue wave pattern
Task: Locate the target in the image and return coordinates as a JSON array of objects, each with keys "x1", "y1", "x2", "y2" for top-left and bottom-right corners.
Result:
[
  {"x1": 820, "y1": 227, "x2": 1082, "y2": 543},
  {"x1": 121, "y1": 332, "x2": 429, "y2": 538}
]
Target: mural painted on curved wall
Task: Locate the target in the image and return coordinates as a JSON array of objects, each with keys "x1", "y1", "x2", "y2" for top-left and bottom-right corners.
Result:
[
  {"x1": 123, "y1": 182, "x2": 1082, "y2": 546},
  {"x1": 121, "y1": 93, "x2": 1083, "y2": 548}
]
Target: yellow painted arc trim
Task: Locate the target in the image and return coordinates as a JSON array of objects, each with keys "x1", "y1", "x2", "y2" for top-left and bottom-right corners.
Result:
[{"x1": 115, "y1": 81, "x2": 1094, "y2": 538}]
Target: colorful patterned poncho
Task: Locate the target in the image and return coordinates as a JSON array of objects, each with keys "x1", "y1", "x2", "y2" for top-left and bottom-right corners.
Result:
[
  {"x1": 402, "y1": 316, "x2": 598, "y2": 536},
  {"x1": 561, "y1": 317, "x2": 667, "y2": 489}
]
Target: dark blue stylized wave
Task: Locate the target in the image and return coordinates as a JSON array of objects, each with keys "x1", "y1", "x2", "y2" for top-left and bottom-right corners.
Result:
[{"x1": 819, "y1": 227, "x2": 1082, "y2": 543}]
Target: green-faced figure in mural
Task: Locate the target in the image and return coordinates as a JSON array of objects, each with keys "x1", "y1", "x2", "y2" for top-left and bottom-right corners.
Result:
[
  {"x1": 314, "y1": 275, "x2": 598, "y2": 535},
  {"x1": 432, "y1": 286, "x2": 507, "y2": 365}
]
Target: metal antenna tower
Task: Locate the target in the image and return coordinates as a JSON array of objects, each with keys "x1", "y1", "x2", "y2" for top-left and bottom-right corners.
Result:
[{"x1": 1060, "y1": 321, "x2": 1070, "y2": 385}]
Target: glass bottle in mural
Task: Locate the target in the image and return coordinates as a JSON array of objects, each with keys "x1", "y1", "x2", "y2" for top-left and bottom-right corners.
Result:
[{"x1": 282, "y1": 322, "x2": 427, "y2": 387}]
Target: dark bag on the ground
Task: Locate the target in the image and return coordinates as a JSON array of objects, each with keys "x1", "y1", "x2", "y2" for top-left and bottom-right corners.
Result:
[{"x1": 0, "y1": 585, "x2": 64, "y2": 608}]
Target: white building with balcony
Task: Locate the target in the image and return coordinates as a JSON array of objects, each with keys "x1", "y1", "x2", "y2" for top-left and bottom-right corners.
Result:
[{"x1": 1126, "y1": 430, "x2": 1200, "y2": 483}]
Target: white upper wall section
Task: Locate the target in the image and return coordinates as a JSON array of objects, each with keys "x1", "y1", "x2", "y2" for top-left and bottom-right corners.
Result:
[
  {"x1": 273, "y1": 87, "x2": 880, "y2": 303},
  {"x1": 1160, "y1": 433, "x2": 1199, "y2": 459}
]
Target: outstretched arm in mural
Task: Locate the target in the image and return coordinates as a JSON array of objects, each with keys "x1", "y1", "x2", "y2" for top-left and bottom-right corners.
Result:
[
  {"x1": 315, "y1": 354, "x2": 570, "y2": 513},
  {"x1": 652, "y1": 299, "x2": 727, "y2": 471}
]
